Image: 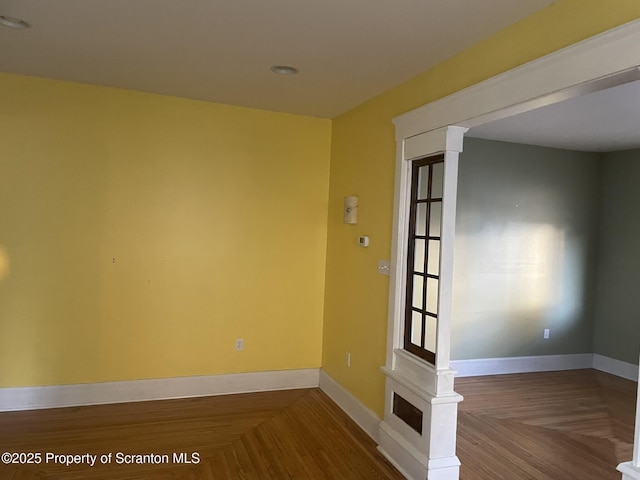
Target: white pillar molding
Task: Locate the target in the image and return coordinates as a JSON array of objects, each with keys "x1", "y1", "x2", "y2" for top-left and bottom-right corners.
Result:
[
  {"x1": 617, "y1": 353, "x2": 640, "y2": 479},
  {"x1": 619, "y1": 464, "x2": 640, "y2": 480},
  {"x1": 379, "y1": 126, "x2": 466, "y2": 480}
]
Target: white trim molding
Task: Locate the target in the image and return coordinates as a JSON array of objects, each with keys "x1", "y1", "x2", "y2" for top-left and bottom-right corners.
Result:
[
  {"x1": 451, "y1": 354, "x2": 639, "y2": 381},
  {"x1": 593, "y1": 354, "x2": 640, "y2": 382},
  {"x1": 393, "y1": 19, "x2": 640, "y2": 139},
  {"x1": 318, "y1": 370, "x2": 381, "y2": 442},
  {"x1": 618, "y1": 353, "x2": 640, "y2": 478},
  {"x1": 0, "y1": 368, "x2": 320, "y2": 412},
  {"x1": 451, "y1": 354, "x2": 593, "y2": 377}
]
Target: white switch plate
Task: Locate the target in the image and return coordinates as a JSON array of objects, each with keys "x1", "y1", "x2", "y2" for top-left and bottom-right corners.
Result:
[
  {"x1": 543, "y1": 329, "x2": 550, "y2": 339},
  {"x1": 236, "y1": 338, "x2": 244, "y2": 350},
  {"x1": 378, "y1": 260, "x2": 390, "y2": 276}
]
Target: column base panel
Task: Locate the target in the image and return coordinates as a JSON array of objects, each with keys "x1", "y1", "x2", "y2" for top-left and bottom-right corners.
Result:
[
  {"x1": 619, "y1": 462, "x2": 640, "y2": 480},
  {"x1": 378, "y1": 422, "x2": 460, "y2": 480}
]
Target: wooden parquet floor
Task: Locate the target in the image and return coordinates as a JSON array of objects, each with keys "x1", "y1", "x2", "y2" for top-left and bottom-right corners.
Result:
[
  {"x1": 0, "y1": 388, "x2": 403, "y2": 480},
  {"x1": 456, "y1": 369, "x2": 637, "y2": 480},
  {"x1": 1, "y1": 369, "x2": 636, "y2": 480}
]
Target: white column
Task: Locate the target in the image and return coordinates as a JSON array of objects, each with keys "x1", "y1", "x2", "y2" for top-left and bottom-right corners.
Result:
[
  {"x1": 617, "y1": 353, "x2": 640, "y2": 479},
  {"x1": 379, "y1": 126, "x2": 467, "y2": 480}
]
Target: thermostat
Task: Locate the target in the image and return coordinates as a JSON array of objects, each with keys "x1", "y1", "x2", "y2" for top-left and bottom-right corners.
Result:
[{"x1": 358, "y1": 235, "x2": 370, "y2": 247}]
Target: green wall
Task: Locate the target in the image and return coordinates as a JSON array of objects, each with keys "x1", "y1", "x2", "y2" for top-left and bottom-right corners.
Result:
[
  {"x1": 453, "y1": 138, "x2": 602, "y2": 359},
  {"x1": 453, "y1": 140, "x2": 640, "y2": 366},
  {"x1": 593, "y1": 148, "x2": 640, "y2": 364}
]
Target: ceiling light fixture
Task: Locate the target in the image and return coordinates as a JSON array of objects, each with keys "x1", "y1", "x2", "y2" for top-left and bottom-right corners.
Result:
[
  {"x1": 270, "y1": 65, "x2": 299, "y2": 76},
  {"x1": 0, "y1": 15, "x2": 31, "y2": 29}
]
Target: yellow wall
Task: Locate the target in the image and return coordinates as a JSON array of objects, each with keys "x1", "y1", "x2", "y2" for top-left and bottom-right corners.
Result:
[
  {"x1": 0, "y1": 73, "x2": 331, "y2": 387},
  {"x1": 322, "y1": 0, "x2": 640, "y2": 417}
]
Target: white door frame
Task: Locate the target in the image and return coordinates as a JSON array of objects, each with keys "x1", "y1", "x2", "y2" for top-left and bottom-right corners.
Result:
[{"x1": 384, "y1": 18, "x2": 640, "y2": 480}]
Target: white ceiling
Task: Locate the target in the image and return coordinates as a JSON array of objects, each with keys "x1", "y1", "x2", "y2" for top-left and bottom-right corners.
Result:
[
  {"x1": 468, "y1": 79, "x2": 640, "y2": 152},
  {"x1": 0, "y1": 0, "x2": 554, "y2": 118}
]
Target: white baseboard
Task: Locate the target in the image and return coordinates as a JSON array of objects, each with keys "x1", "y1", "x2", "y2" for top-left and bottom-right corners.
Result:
[
  {"x1": 318, "y1": 370, "x2": 381, "y2": 442},
  {"x1": 451, "y1": 354, "x2": 593, "y2": 377},
  {"x1": 451, "y1": 353, "x2": 639, "y2": 382},
  {"x1": 3, "y1": 354, "x2": 636, "y2": 413},
  {"x1": 593, "y1": 354, "x2": 639, "y2": 382},
  {"x1": 0, "y1": 368, "x2": 320, "y2": 412}
]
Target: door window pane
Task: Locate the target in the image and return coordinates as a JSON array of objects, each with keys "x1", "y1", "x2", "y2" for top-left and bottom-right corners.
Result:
[
  {"x1": 417, "y1": 166, "x2": 429, "y2": 200},
  {"x1": 411, "y1": 311, "x2": 422, "y2": 346},
  {"x1": 425, "y1": 315, "x2": 437, "y2": 352},
  {"x1": 426, "y1": 278, "x2": 438, "y2": 314},
  {"x1": 414, "y1": 239, "x2": 425, "y2": 273},
  {"x1": 412, "y1": 275, "x2": 424, "y2": 309},
  {"x1": 415, "y1": 203, "x2": 427, "y2": 236},
  {"x1": 427, "y1": 240, "x2": 440, "y2": 275},
  {"x1": 429, "y1": 201, "x2": 441, "y2": 237},
  {"x1": 431, "y1": 162, "x2": 444, "y2": 198}
]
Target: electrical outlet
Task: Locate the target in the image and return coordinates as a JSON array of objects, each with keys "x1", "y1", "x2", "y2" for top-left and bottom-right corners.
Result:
[
  {"x1": 543, "y1": 329, "x2": 550, "y2": 339},
  {"x1": 346, "y1": 352, "x2": 351, "y2": 367},
  {"x1": 236, "y1": 338, "x2": 244, "y2": 351}
]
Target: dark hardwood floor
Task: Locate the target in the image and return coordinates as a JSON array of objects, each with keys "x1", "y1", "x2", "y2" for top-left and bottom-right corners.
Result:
[
  {"x1": 0, "y1": 369, "x2": 636, "y2": 479},
  {"x1": 456, "y1": 369, "x2": 637, "y2": 480},
  {"x1": 0, "y1": 388, "x2": 402, "y2": 480}
]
